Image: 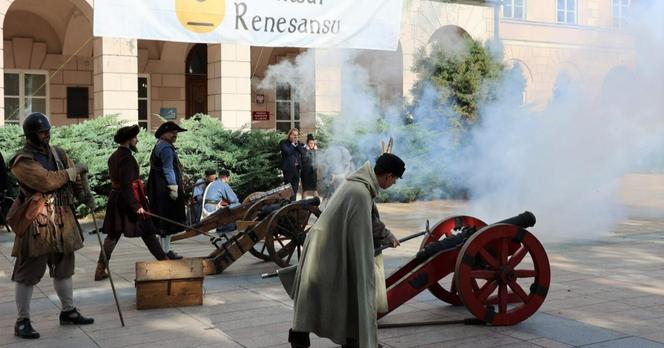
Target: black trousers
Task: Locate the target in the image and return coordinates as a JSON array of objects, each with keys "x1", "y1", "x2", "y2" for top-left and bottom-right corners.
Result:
[{"x1": 283, "y1": 170, "x2": 300, "y2": 201}]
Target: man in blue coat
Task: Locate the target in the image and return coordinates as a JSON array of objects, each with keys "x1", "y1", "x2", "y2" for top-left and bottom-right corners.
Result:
[{"x1": 147, "y1": 121, "x2": 187, "y2": 260}]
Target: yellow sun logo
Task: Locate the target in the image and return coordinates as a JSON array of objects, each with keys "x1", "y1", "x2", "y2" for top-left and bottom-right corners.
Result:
[{"x1": 175, "y1": 0, "x2": 226, "y2": 33}]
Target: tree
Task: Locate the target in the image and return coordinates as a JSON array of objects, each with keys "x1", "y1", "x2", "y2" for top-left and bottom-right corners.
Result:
[{"x1": 409, "y1": 38, "x2": 505, "y2": 131}]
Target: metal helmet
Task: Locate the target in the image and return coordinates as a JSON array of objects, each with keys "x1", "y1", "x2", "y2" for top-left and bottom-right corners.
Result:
[{"x1": 22, "y1": 112, "x2": 51, "y2": 136}]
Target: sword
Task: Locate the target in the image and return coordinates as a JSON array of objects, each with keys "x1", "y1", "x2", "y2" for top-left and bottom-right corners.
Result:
[
  {"x1": 142, "y1": 211, "x2": 216, "y2": 239},
  {"x1": 81, "y1": 173, "x2": 125, "y2": 327}
]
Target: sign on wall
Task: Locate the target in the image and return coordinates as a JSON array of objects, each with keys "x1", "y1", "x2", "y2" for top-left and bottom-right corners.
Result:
[
  {"x1": 252, "y1": 111, "x2": 270, "y2": 121},
  {"x1": 94, "y1": 0, "x2": 403, "y2": 51}
]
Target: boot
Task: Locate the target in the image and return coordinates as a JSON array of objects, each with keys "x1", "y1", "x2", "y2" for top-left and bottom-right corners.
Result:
[
  {"x1": 94, "y1": 262, "x2": 108, "y2": 281},
  {"x1": 14, "y1": 318, "x2": 39, "y2": 339},
  {"x1": 166, "y1": 250, "x2": 183, "y2": 260},
  {"x1": 288, "y1": 329, "x2": 310, "y2": 348},
  {"x1": 60, "y1": 308, "x2": 94, "y2": 325}
]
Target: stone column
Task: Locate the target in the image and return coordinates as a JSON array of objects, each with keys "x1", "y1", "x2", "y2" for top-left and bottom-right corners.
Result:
[
  {"x1": 93, "y1": 37, "x2": 138, "y2": 123},
  {"x1": 314, "y1": 49, "x2": 342, "y2": 118},
  {"x1": 208, "y1": 44, "x2": 251, "y2": 130}
]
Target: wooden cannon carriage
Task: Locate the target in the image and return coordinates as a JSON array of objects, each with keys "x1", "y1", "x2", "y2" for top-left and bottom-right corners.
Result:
[
  {"x1": 380, "y1": 211, "x2": 550, "y2": 326},
  {"x1": 271, "y1": 211, "x2": 550, "y2": 326},
  {"x1": 172, "y1": 184, "x2": 321, "y2": 274}
]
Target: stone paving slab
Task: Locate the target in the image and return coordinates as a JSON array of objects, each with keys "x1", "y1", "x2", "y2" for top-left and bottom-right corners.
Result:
[{"x1": 1, "y1": 194, "x2": 664, "y2": 347}]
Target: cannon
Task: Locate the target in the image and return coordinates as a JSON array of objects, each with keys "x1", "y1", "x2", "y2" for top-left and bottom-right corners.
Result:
[
  {"x1": 271, "y1": 211, "x2": 550, "y2": 327},
  {"x1": 200, "y1": 197, "x2": 321, "y2": 274},
  {"x1": 172, "y1": 184, "x2": 321, "y2": 273},
  {"x1": 380, "y1": 212, "x2": 550, "y2": 326}
]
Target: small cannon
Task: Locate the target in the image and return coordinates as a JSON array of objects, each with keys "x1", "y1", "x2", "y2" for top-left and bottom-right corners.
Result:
[
  {"x1": 172, "y1": 185, "x2": 321, "y2": 274},
  {"x1": 269, "y1": 211, "x2": 550, "y2": 327},
  {"x1": 200, "y1": 197, "x2": 321, "y2": 274},
  {"x1": 381, "y1": 212, "x2": 550, "y2": 326}
]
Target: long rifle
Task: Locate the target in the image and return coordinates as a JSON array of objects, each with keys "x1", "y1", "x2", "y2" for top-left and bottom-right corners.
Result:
[
  {"x1": 81, "y1": 173, "x2": 125, "y2": 327},
  {"x1": 142, "y1": 211, "x2": 216, "y2": 238}
]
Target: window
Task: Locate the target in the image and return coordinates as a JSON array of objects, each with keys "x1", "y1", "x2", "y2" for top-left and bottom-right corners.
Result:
[
  {"x1": 4, "y1": 71, "x2": 48, "y2": 124},
  {"x1": 612, "y1": 0, "x2": 630, "y2": 27},
  {"x1": 556, "y1": 0, "x2": 577, "y2": 24},
  {"x1": 503, "y1": 0, "x2": 525, "y2": 20},
  {"x1": 138, "y1": 75, "x2": 150, "y2": 129},
  {"x1": 67, "y1": 87, "x2": 89, "y2": 118},
  {"x1": 275, "y1": 82, "x2": 300, "y2": 133}
]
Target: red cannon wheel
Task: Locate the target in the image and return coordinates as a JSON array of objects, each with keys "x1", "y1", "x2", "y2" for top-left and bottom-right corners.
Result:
[
  {"x1": 419, "y1": 216, "x2": 487, "y2": 305},
  {"x1": 454, "y1": 224, "x2": 550, "y2": 326}
]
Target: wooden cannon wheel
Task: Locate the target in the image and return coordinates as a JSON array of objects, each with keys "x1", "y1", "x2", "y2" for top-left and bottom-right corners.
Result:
[
  {"x1": 264, "y1": 204, "x2": 321, "y2": 267},
  {"x1": 245, "y1": 197, "x2": 287, "y2": 261},
  {"x1": 454, "y1": 223, "x2": 550, "y2": 326},
  {"x1": 419, "y1": 216, "x2": 487, "y2": 305}
]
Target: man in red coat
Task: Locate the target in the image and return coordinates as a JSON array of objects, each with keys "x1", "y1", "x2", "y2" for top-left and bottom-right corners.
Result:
[{"x1": 95, "y1": 125, "x2": 167, "y2": 281}]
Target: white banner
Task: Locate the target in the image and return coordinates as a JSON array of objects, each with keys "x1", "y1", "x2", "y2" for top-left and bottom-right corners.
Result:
[{"x1": 94, "y1": 0, "x2": 403, "y2": 51}]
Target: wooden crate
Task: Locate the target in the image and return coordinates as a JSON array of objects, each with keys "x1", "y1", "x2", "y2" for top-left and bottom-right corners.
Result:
[{"x1": 135, "y1": 258, "x2": 204, "y2": 310}]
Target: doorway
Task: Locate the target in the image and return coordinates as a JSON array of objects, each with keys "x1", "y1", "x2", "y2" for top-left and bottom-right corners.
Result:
[{"x1": 185, "y1": 44, "x2": 207, "y2": 118}]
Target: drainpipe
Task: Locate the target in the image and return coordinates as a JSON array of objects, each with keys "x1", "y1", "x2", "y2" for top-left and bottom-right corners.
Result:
[{"x1": 493, "y1": 0, "x2": 501, "y2": 41}]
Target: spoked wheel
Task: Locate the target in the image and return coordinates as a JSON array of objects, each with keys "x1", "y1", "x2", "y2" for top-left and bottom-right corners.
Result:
[
  {"x1": 265, "y1": 204, "x2": 321, "y2": 267},
  {"x1": 245, "y1": 197, "x2": 285, "y2": 261},
  {"x1": 454, "y1": 223, "x2": 550, "y2": 326},
  {"x1": 420, "y1": 216, "x2": 487, "y2": 305}
]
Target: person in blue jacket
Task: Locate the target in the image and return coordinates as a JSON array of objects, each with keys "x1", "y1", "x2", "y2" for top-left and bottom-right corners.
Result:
[
  {"x1": 201, "y1": 169, "x2": 239, "y2": 234},
  {"x1": 146, "y1": 121, "x2": 187, "y2": 260}
]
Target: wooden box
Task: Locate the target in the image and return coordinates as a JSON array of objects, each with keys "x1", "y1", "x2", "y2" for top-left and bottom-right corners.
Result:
[{"x1": 135, "y1": 258, "x2": 204, "y2": 310}]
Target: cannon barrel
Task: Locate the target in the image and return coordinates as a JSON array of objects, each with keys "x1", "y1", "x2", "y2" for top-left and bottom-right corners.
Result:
[
  {"x1": 496, "y1": 211, "x2": 536, "y2": 229},
  {"x1": 259, "y1": 197, "x2": 321, "y2": 219},
  {"x1": 415, "y1": 211, "x2": 536, "y2": 262}
]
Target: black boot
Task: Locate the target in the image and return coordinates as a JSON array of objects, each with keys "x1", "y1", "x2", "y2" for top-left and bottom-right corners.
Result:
[
  {"x1": 166, "y1": 250, "x2": 183, "y2": 260},
  {"x1": 14, "y1": 318, "x2": 40, "y2": 339},
  {"x1": 60, "y1": 308, "x2": 94, "y2": 325},
  {"x1": 288, "y1": 329, "x2": 310, "y2": 348}
]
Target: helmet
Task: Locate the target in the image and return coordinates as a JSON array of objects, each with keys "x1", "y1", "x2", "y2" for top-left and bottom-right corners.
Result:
[{"x1": 23, "y1": 112, "x2": 51, "y2": 136}]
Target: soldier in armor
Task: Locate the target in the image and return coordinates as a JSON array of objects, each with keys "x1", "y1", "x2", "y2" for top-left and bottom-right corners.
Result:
[
  {"x1": 6, "y1": 112, "x2": 94, "y2": 339},
  {"x1": 147, "y1": 121, "x2": 187, "y2": 260},
  {"x1": 95, "y1": 125, "x2": 168, "y2": 281}
]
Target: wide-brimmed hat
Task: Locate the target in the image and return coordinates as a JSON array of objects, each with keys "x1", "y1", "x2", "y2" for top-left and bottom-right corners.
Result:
[
  {"x1": 113, "y1": 125, "x2": 140, "y2": 144},
  {"x1": 375, "y1": 153, "x2": 406, "y2": 178},
  {"x1": 155, "y1": 121, "x2": 187, "y2": 138}
]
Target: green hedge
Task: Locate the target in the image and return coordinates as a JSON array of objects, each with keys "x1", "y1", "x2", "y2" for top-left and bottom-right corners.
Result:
[{"x1": 0, "y1": 115, "x2": 285, "y2": 215}]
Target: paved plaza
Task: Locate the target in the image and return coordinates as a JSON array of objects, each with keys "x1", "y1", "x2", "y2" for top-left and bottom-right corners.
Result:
[{"x1": 1, "y1": 174, "x2": 664, "y2": 347}]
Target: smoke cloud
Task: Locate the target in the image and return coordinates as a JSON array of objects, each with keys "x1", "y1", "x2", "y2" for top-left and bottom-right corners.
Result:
[{"x1": 260, "y1": 1, "x2": 664, "y2": 242}]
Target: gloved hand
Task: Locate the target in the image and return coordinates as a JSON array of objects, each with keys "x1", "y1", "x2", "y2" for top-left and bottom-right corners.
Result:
[
  {"x1": 168, "y1": 185, "x2": 179, "y2": 200},
  {"x1": 85, "y1": 195, "x2": 96, "y2": 210},
  {"x1": 65, "y1": 164, "x2": 88, "y2": 181}
]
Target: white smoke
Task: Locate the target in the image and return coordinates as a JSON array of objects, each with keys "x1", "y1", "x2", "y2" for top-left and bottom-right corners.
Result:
[{"x1": 259, "y1": 1, "x2": 664, "y2": 242}]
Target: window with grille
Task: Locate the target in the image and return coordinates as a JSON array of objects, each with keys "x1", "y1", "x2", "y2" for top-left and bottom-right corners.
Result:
[
  {"x1": 557, "y1": 0, "x2": 577, "y2": 24},
  {"x1": 4, "y1": 71, "x2": 48, "y2": 124},
  {"x1": 275, "y1": 82, "x2": 300, "y2": 133},
  {"x1": 503, "y1": 0, "x2": 525, "y2": 20},
  {"x1": 612, "y1": 0, "x2": 630, "y2": 27},
  {"x1": 138, "y1": 75, "x2": 150, "y2": 129}
]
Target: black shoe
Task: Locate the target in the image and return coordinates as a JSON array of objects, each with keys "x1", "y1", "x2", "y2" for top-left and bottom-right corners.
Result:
[
  {"x1": 166, "y1": 250, "x2": 183, "y2": 260},
  {"x1": 60, "y1": 308, "x2": 94, "y2": 325},
  {"x1": 288, "y1": 329, "x2": 310, "y2": 348},
  {"x1": 14, "y1": 318, "x2": 40, "y2": 339}
]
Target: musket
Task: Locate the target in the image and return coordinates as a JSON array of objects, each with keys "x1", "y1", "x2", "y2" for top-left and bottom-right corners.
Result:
[
  {"x1": 81, "y1": 173, "x2": 125, "y2": 327},
  {"x1": 142, "y1": 211, "x2": 216, "y2": 239}
]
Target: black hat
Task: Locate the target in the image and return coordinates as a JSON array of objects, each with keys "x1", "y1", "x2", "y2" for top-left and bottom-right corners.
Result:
[
  {"x1": 23, "y1": 112, "x2": 51, "y2": 136},
  {"x1": 113, "y1": 125, "x2": 140, "y2": 144},
  {"x1": 155, "y1": 121, "x2": 187, "y2": 138},
  {"x1": 375, "y1": 153, "x2": 406, "y2": 178},
  {"x1": 218, "y1": 168, "x2": 230, "y2": 177},
  {"x1": 204, "y1": 169, "x2": 216, "y2": 176}
]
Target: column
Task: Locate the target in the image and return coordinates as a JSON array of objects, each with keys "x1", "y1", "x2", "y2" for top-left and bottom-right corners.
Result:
[
  {"x1": 208, "y1": 44, "x2": 251, "y2": 130},
  {"x1": 314, "y1": 49, "x2": 342, "y2": 118},
  {"x1": 93, "y1": 37, "x2": 138, "y2": 123}
]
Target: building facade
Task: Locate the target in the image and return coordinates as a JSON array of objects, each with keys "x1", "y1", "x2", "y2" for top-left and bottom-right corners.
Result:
[{"x1": 0, "y1": 0, "x2": 635, "y2": 131}]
